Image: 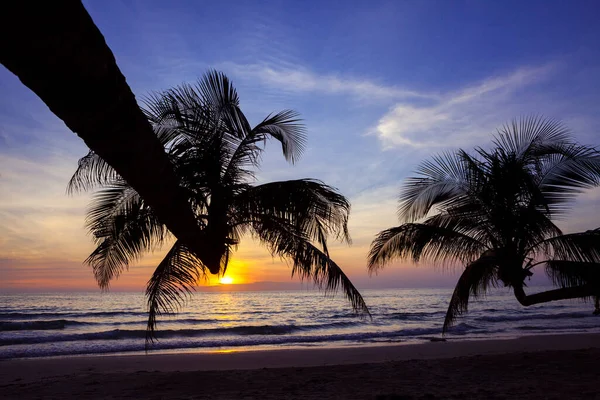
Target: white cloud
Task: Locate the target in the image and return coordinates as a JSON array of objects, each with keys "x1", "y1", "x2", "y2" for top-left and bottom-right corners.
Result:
[
  {"x1": 372, "y1": 64, "x2": 557, "y2": 149},
  {"x1": 222, "y1": 62, "x2": 571, "y2": 152},
  {"x1": 222, "y1": 62, "x2": 438, "y2": 102}
]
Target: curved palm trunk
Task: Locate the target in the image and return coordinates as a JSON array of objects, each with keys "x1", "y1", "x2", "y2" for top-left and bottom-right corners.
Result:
[
  {"x1": 1, "y1": 1, "x2": 214, "y2": 268},
  {"x1": 514, "y1": 285, "x2": 600, "y2": 312}
]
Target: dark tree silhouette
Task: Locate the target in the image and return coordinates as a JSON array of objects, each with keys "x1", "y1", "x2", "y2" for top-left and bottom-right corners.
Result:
[
  {"x1": 1, "y1": 1, "x2": 207, "y2": 259},
  {"x1": 70, "y1": 71, "x2": 369, "y2": 343},
  {"x1": 368, "y1": 117, "x2": 600, "y2": 332}
]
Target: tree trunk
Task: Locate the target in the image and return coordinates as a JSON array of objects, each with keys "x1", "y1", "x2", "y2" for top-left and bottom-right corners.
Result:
[
  {"x1": 0, "y1": 2, "x2": 220, "y2": 272},
  {"x1": 514, "y1": 285, "x2": 599, "y2": 308}
]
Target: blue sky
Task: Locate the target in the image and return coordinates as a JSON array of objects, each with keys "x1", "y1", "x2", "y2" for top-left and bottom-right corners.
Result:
[{"x1": 1, "y1": 0, "x2": 600, "y2": 291}]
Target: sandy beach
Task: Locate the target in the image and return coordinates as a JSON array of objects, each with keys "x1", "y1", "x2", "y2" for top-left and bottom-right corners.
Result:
[{"x1": 2, "y1": 333, "x2": 600, "y2": 399}]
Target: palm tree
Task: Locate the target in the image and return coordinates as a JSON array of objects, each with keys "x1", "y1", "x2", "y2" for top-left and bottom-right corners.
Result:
[
  {"x1": 2, "y1": 1, "x2": 206, "y2": 258},
  {"x1": 70, "y1": 70, "x2": 369, "y2": 342},
  {"x1": 368, "y1": 117, "x2": 600, "y2": 333}
]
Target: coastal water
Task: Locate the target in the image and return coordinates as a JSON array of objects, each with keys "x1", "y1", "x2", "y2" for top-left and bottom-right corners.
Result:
[{"x1": 1, "y1": 288, "x2": 599, "y2": 359}]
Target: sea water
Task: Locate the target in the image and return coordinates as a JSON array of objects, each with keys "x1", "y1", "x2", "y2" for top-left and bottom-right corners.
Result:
[{"x1": 1, "y1": 288, "x2": 599, "y2": 359}]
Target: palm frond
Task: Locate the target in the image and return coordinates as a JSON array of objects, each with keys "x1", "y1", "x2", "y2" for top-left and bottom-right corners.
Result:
[
  {"x1": 85, "y1": 182, "x2": 166, "y2": 289},
  {"x1": 67, "y1": 151, "x2": 119, "y2": 194},
  {"x1": 198, "y1": 69, "x2": 252, "y2": 139},
  {"x1": 535, "y1": 143, "x2": 600, "y2": 215},
  {"x1": 291, "y1": 241, "x2": 370, "y2": 316},
  {"x1": 399, "y1": 151, "x2": 477, "y2": 222},
  {"x1": 145, "y1": 240, "x2": 206, "y2": 346},
  {"x1": 545, "y1": 260, "x2": 600, "y2": 289},
  {"x1": 143, "y1": 84, "x2": 217, "y2": 140},
  {"x1": 443, "y1": 255, "x2": 499, "y2": 333},
  {"x1": 233, "y1": 179, "x2": 351, "y2": 244},
  {"x1": 198, "y1": 69, "x2": 240, "y2": 111},
  {"x1": 489, "y1": 116, "x2": 600, "y2": 217},
  {"x1": 426, "y1": 212, "x2": 495, "y2": 248},
  {"x1": 368, "y1": 222, "x2": 487, "y2": 274},
  {"x1": 234, "y1": 179, "x2": 364, "y2": 314},
  {"x1": 528, "y1": 229, "x2": 600, "y2": 263},
  {"x1": 248, "y1": 209, "x2": 368, "y2": 316},
  {"x1": 251, "y1": 110, "x2": 307, "y2": 164},
  {"x1": 222, "y1": 110, "x2": 307, "y2": 185},
  {"x1": 492, "y1": 116, "x2": 571, "y2": 160},
  {"x1": 155, "y1": 126, "x2": 188, "y2": 150},
  {"x1": 512, "y1": 204, "x2": 563, "y2": 255}
]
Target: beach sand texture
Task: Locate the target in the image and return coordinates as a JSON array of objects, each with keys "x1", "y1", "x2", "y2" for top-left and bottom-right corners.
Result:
[{"x1": 2, "y1": 334, "x2": 600, "y2": 399}]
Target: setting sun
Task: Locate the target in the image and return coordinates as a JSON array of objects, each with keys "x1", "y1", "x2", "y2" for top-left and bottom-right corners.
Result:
[{"x1": 219, "y1": 276, "x2": 234, "y2": 285}]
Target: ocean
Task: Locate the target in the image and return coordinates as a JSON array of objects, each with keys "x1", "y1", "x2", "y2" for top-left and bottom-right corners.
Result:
[{"x1": 1, "y1": 288, "x2": 599, "y2": 359}]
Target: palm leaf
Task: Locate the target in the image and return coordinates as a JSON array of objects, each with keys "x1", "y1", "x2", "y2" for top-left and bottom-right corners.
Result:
[
  {"x1": 511, "y1": 204, "x2": 563, "y2": 255},
  {"x1": 223, "y1": 110, "x2": 307, "y2": 184},
  {"x1": 250, "y1": 110, "x2": 307, "y2": 164},
  {"x1": 67, "y1": 151, "x2": 119, "y2": 194},
  {"x1": 368, "y1": 222, "x2": 487, "y2": 273},
  {"x1": 145, "y1": 240, "x2": 206, "y2": 346},
  {"x1": 535, "y1": 144, "x2": 600, "y2": 215},
  {"x1": 233, "y1": 179, "x2": 351, "y2": 244},
  {"x1": 233, "y1": 179, "x2": 364, "y2": 314},
  {"x1": 491, "y1": 117, "x2": 600, "y2": 217},
  {"x1": 399, "y1": 151, "x2": 481, "y2": 222},
  {"x1": 443, "y1": 254, "x2": 499, "y2": 333},
  {"x1": 291, "y1": 241, "x2": 370, "y2": 316},
  {"x1": 143, "y1": 85, "x2": 218, "y2": 141},
  {"x1": 85, "y1": 182, "x2": 166, "y2": 288},
  {"x1": 528, "y1": 229, "x2": 600, "y2": 263},
  {"x1": 248, "y1": 209, "x2": 368, "y2": 316},
  {"x1": 492, "y1": 116, "x2": 571, "y2": 160},
  {"x1": 197, "y1": 69, "x2": 252, "y2": 139},
  {"x1": 545, "y1": 260, "x2": 600, "y2": 289}
]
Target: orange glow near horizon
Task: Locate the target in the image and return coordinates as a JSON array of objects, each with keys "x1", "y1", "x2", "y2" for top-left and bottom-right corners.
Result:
[{"x1": 0, "y1": 229, "x2": 448, "y2": 292}]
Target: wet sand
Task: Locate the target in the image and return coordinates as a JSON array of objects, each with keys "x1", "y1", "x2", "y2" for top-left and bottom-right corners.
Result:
[{"x1": 2, "y1": 333, "x2": 600, "y2": 399}]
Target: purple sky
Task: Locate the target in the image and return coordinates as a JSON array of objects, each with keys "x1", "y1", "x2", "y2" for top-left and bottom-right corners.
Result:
[{"x1": 1, "y1": 0, "x2": 600, "y2": 292}]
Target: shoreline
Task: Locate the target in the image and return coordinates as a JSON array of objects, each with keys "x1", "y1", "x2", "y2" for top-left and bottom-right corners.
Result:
[
  {"x1": 5, "y1": 329, "x2": 600, "y2": 362},
  {"x1": 2, "y1": 333, "x2": 600, "y2": 399},
  {"x1": 2, "y1": 332, "x2": 599, "y2": 380}
]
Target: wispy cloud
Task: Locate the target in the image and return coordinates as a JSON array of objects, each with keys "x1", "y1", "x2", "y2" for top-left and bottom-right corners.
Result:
[
  {"x1": 372, "y1": 64, "x2": 557, "y2": 149},
  {"x1": 222, "y1": 61, "x2": 579, "y2": 153},
  {"x1": 223, "y1": 62, "x2": 438, "y2": 102}
]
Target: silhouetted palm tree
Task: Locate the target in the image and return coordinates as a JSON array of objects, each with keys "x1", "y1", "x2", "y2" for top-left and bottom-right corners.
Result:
[
  {"x1": 70, "y1": 71, "x2": 369, "y2": 342},
  {"x1": 368, "y1": 117, "x2": 600, "y2": 332}
]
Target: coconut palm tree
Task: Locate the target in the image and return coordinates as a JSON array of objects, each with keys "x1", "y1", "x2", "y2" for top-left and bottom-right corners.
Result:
[
  {"x1": 69, "y1": 70, "x2": 369, "y2": 342},
  {"x1": 368, "y1": 117, "x2": 600, "y2": 333},
  {"x1": 2, "y1": 1, "x2": 206, "y2": 258}
]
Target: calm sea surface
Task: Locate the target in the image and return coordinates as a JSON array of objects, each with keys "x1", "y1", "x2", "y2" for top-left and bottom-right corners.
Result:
[{"x1": 1, "y1": 288, "x2": 599, "y2": 359}]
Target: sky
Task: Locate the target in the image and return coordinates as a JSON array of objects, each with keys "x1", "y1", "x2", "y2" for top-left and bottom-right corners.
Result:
[{"x1": 1, "y1": 0, "x2": 600, "y2": 293}]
